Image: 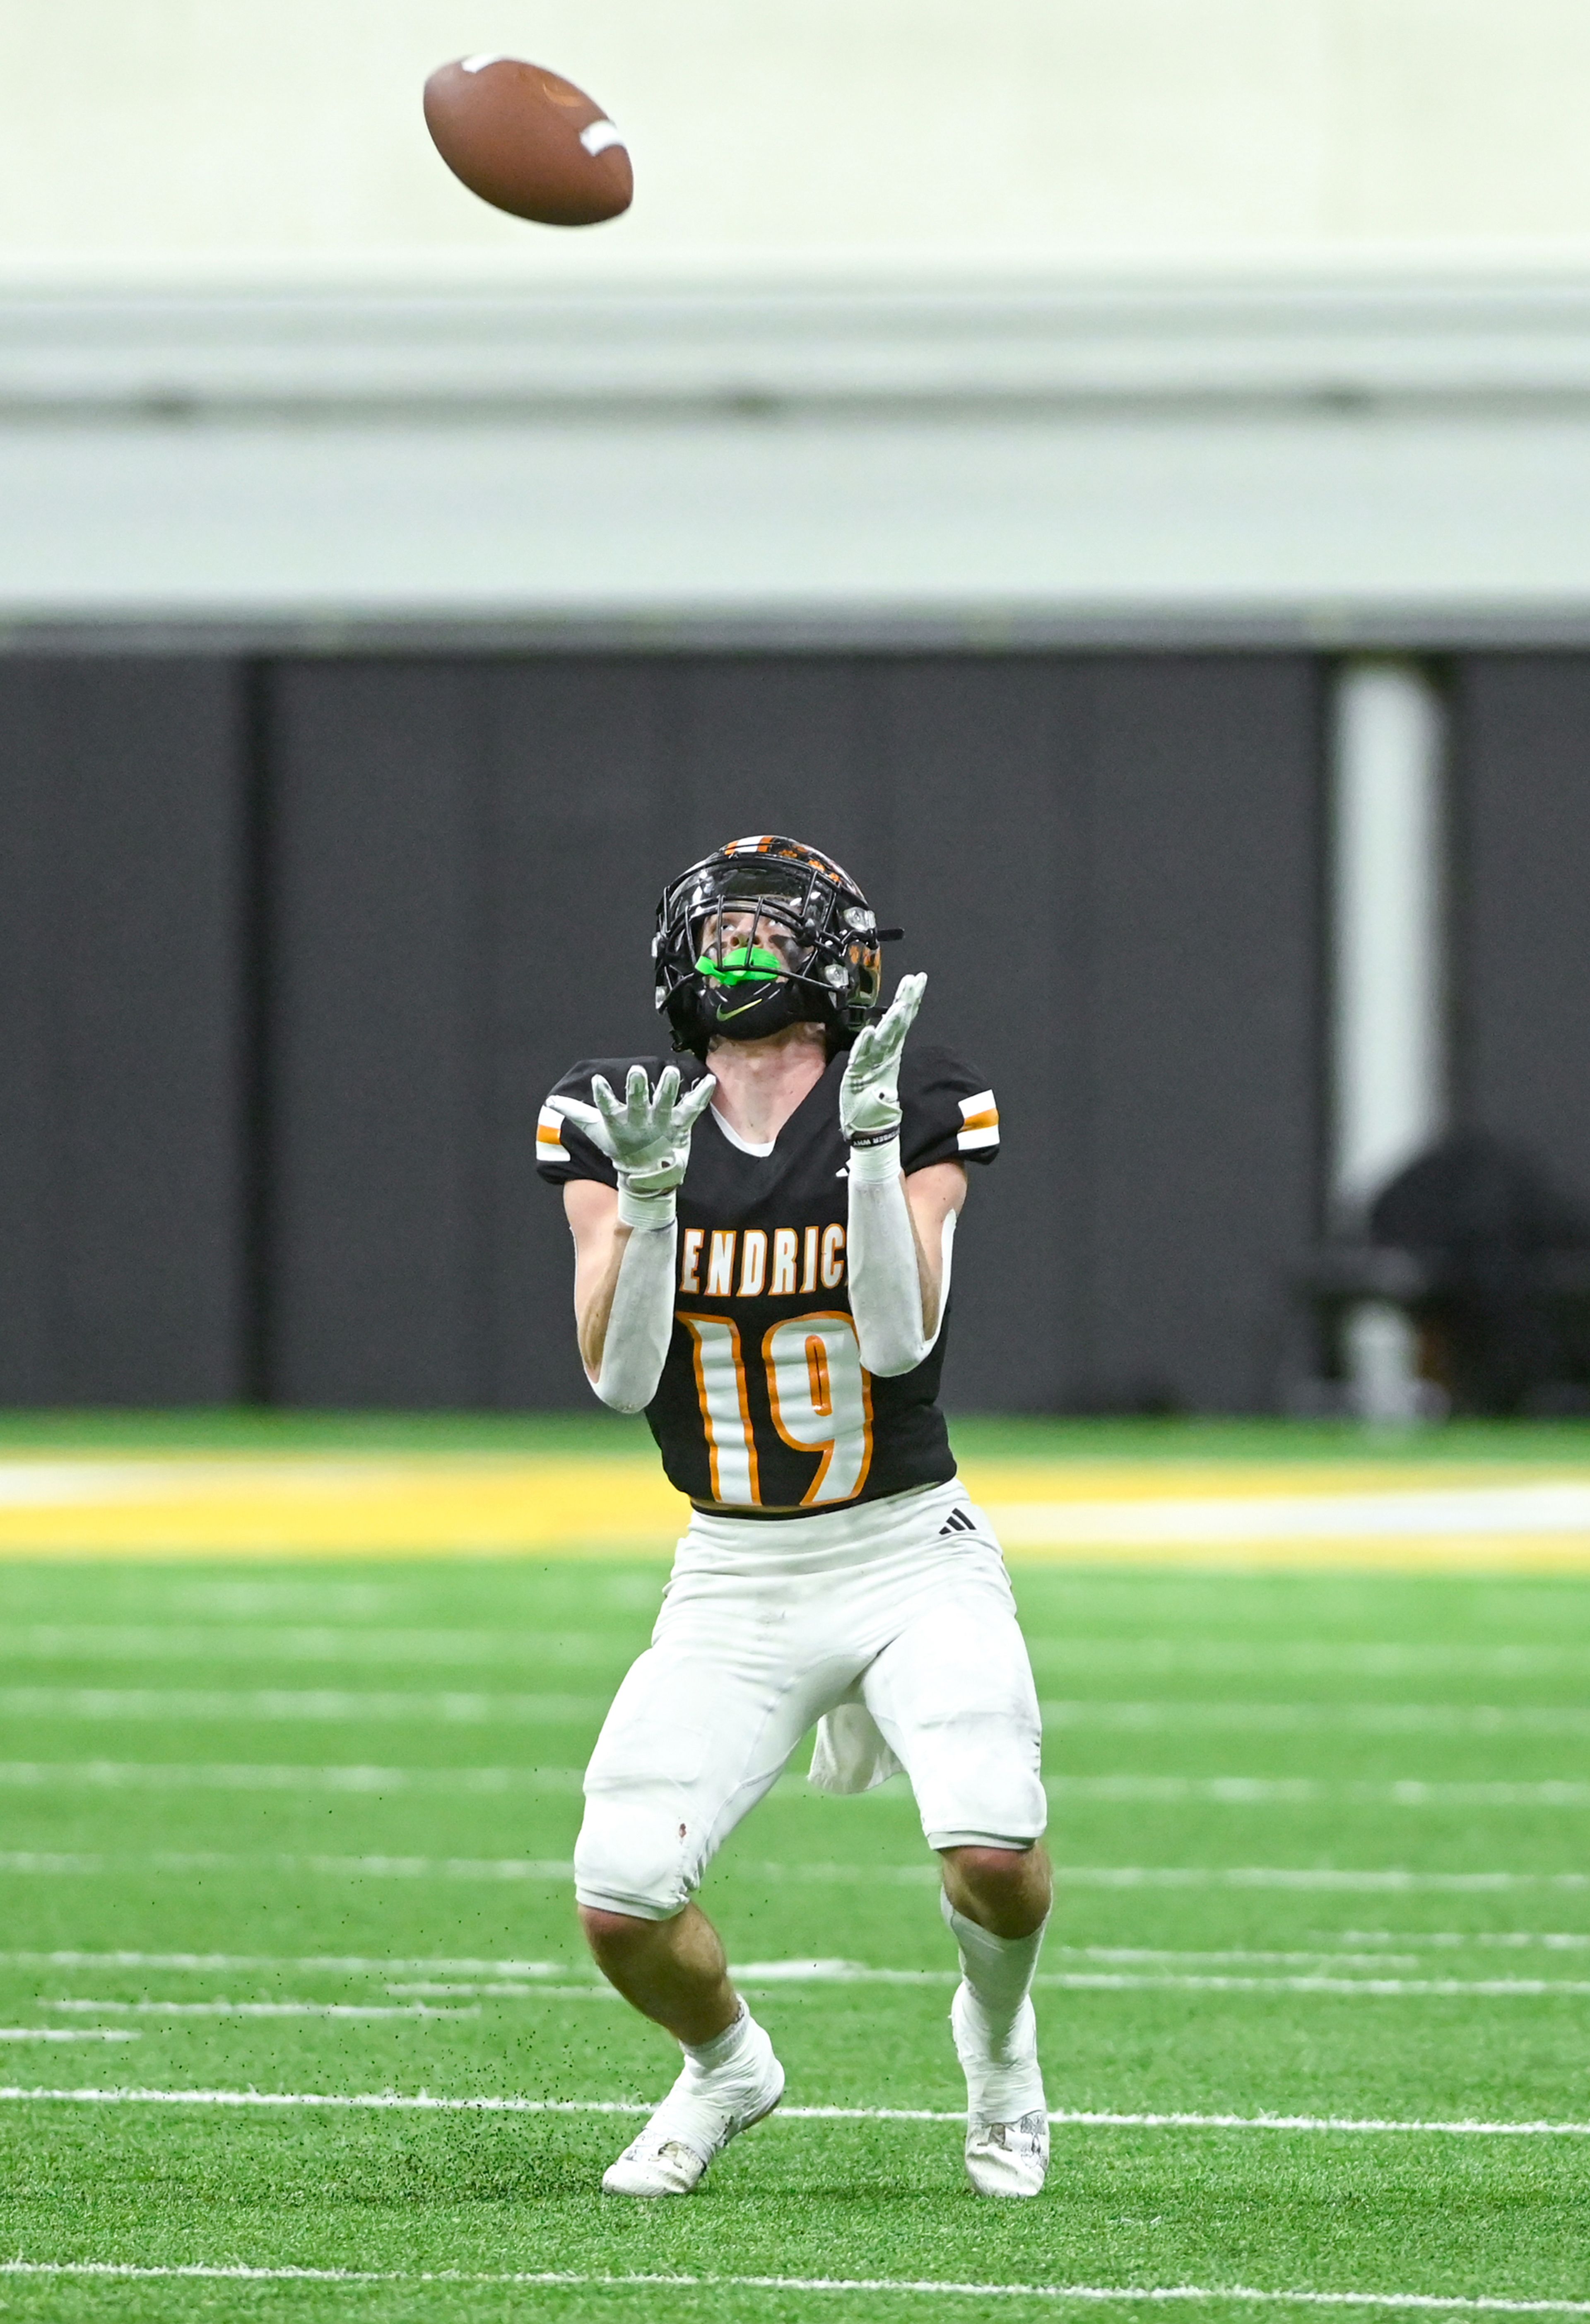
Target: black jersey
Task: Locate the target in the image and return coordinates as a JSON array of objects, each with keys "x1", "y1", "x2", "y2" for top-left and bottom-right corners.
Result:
[{"x1": 537, "y1": 1043, "x2": 999, "y2": 1516}]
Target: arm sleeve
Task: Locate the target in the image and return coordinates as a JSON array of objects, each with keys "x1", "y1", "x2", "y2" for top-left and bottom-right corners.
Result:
[
  {"x1": 846, "y1": 1042, "x2": 990, "y2": 1378},
  {"x1": 846, "y1": 1166, "x2": 955, "y2": 1379},
  {"x1": 538, "y1": 1058, "x2": 681, "y2": 1414},
  {"x1": 590, "y1": 1218, "x2": 677, "y2": 1415}
]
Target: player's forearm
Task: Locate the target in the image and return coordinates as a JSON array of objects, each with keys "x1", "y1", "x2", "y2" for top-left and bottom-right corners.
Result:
[
  {"x1": 575, "y1": 1223, "x2": 629, "y2": 1377},
  {"x1": 846, "y1": 1144, "x2": 950, "y2": 1376},
  {"x1": 583, "y1": 1214, "x2": 678, "y2": 1413}
]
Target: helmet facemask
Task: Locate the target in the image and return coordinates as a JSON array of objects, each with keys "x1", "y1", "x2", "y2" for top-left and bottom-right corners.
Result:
[
  {"x1": 690, "y1": 867, "x2": 824, "y2": 1043},
  {"x1": 653, "y1": 838, "x2": 892, "y2": 1056}
]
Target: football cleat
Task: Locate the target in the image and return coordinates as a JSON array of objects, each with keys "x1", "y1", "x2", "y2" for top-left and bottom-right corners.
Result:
[
  {"x1": 601, "y1": 2015, "x2": 785, "y2": 2196},
  {"x1": 950, "y1": 1980, "x2": 1049, "y2": 2199},
  {"x1": 964, "y1": 2107, "x2": 1051, "y2": 2199}
]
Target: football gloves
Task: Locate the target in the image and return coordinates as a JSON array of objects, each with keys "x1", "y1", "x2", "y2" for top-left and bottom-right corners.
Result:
[
  {"x1": 549, "y1": 1063, "x2": 717, "y2": 1225},
  {"x1": 840, "y1": 972, "x2": 925, "y2": 1150}
]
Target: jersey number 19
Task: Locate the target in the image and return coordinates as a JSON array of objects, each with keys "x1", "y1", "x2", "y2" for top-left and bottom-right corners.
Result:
[{"x1": 678, "y1": 1312, "x2": 873, "y2": 1508}]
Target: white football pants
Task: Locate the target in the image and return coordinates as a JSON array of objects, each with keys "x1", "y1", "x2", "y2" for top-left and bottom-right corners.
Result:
[{"x1": 573, "y1": 1477, "x2": 1046, "y2": 1922}]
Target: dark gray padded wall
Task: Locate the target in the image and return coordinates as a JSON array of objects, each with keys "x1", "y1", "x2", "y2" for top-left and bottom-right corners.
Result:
[
  {"x1": 270, "y1": 658, "x2": 677, "y2": 1405},
  {"x1": 0, "y1": 659, "x2": 246, "y2": 1401},
  {"x1": 269, "y1": 663, "x2": 500, "y2": 1406},
  {"x1": 483, "y1": 661, "x2": 675, "y2": 1407},
  {"x1": 875, "y1": 659, "x2": 1094, "y2": 1409},
  {"x1": 267, "y1": 657, "x2": 908, "y2": 1406},
  {"x1": 267, "y1": 652, "x2": 1321, "y2": 1412},
  {"x1": 1453, "y1": 657, "x2": 1590, "y2": 1202},
  {"x1": 1086, "y1": 657, "x2": 1323, "y2": 1410}
]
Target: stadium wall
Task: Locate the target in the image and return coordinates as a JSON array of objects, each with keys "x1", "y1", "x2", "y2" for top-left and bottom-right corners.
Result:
[
  {"x1": 8, "y1": 10, "x2": 1590, "y2": 1414},
  {"x1": 0, "y1": 638, "x2": 1579, "y2": 1418},
  {"x1": 0, "y1": 643, "x2": 1335, "y2": 1416}
]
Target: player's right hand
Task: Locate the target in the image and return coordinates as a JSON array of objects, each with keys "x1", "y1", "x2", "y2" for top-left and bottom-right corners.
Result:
[{"x1": 549, "y1": 1064, "x2": 717, "y2": 1197}]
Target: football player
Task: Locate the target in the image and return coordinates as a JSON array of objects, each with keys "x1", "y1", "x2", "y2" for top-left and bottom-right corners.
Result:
[{"x1": 539, "y1": 836, "x2": 1050, "y2": 2199}]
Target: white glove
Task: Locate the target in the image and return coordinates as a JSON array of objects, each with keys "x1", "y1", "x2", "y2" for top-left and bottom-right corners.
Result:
[
  {"x1": 549, "y1": 1064, "x2": 717, "y2": 1227},
  {"x1": 840, "y1": 972, "x2": 925, "y2": 1182}
]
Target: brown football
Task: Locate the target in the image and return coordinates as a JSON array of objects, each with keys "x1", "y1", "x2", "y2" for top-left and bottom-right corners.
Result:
[{"x1": 423, "y1": 55, "x2": 633, "y2": 227}]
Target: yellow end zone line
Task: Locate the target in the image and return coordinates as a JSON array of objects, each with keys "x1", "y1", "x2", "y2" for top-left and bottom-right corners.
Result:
[{"x1": 0, "y1": 1455, "x2": 1589, "y2": 1567}]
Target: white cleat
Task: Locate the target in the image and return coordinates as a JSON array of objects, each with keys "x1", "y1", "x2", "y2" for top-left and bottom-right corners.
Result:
[
  {"x1": 964, "y1": 2106, "x2": 1050, "y2": 2199},
  {"x1": 601, "y1": 2015, "x2": 785, "y2": 2197},
  {"x1": 951, "y1": 1981, "x2": 1049, "y2": 2199}
]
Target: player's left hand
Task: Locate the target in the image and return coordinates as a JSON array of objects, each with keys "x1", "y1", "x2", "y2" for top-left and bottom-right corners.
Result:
[
  {"x1": 550, "y1": 1064, "x2": 718, "y2": 1197},
  {"x1": 840, "y1": 972, "x2": 925, "y2": 1145}
]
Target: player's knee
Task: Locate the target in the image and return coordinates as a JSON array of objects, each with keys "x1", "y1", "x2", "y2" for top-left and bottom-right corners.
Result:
[
  {"x1": 940, "y1": 1841, "x2": 1052, "y2": 1934},
  {"x1": 578, "y1": 1903, "x2": 670, "y2": 1963},
  {"x1": 942, "y1": 1842, "x2": 1029, "y2": 1895}
]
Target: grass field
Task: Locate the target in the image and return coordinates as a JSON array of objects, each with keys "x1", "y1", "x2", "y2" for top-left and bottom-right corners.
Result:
[{"x1": 1, "y1": 1417, "x2": 1588, "y2": 2321}]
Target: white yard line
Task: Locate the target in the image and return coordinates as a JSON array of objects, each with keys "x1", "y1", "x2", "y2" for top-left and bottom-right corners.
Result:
[
  {"x1": 0, "y1": 1945, "x2": 1446, "y2": 1990},
  {"x1": 1339, "y1": 1933, "x2": 1590, "y2": 1952},
  {"x1": 384, "y1": 1985, "x2": 619, "y2": 2001},
  {"x1": 7, "y1": 1690, "x2": 1588, "y2": 1737},
  {"x1": 0, "y1": 1626, "x2": 561, "y2": 1664},
  {"x1": 1030, "y1": 1975, "x2": 1590, "y2": 1996},
  {"x1": 2, "y1": 1763, "x2": 1587, "y2": 1809},
  {"x1": 2, "y1": 2086, "x2": 1588, "y2": 2138},
  {"x1": 0, "y1": 2261, "x2": 1587, "y2": 2312},
  {"x1": 70, "y1": 1968, "x2": 1573, "y2": 2002},
  {"x1": 0, "y1": 2260, "x2": 1585, "y2": 2311},
  {"x1": 995, "y1": 1481, "x2": 1590, "y2": 1545},
  {"x1": 1054, "y1": 1951, "x2": 1423, "y2": 1968},
  {"x1": 1039, "y1": 1703, "x2": 1590, "y2": 1737},
  {"x1": 44, "y1": 1999, "x2": 479, "y2": 2019},
  {"x1": 0, "y1": 2030, "x2": 137, "y2": 2043},
  {"x1": 0, "y1": 1850, "x2": 581, "y2": 1880},
  {"x1": 1031, "y1": 1645, "x2": 1590, "y2": 1677},
  {"x1": 0, "y1": 1951, "x2": 572, "y2": 1975},
  {"x1": 1044, "y1": 1868, "x2": 1590, "y2": 1892},
  {"x1": 0, "y1": 1688, "x2": 604, "y2": 1723},
  {"x1": 0, "y1": 1761, "x2": 579, "y2": 1792},
  {"x1": 8, "y1": 1629, "x2": 1589, "y2": 1677},
  {"x1": 5, "y1": 1950, "x2": 1579, "y2": 2000},
  {"x1": 740, "y1": 1966, "x2": 1585, "y2": 1995},
  {"x1": 1043, "y1": 1779, "x2": 1590, "y2": 1807},
  {"x1": 732, "y1": 1963, "x2": 1590, "y2": 1996},
  {"x1": 3, "y1": 1852, "x2": 1587, "y2": 1892},
  {"x1": 0, "y1": 1852, "x2": 106, "y2": 1874}
]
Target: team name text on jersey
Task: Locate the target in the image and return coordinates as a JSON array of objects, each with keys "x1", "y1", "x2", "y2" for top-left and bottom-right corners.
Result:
[{"x1": 679, "y1": 1224, "x2": 846, "y2": 1299}]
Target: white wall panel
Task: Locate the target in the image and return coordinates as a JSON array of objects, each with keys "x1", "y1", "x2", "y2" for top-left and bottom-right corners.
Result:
[
  {"x1": 5, "y1": 2, "x2": 1590, "y2": 274},
  {"x1": 5, "y1": 275, "x2": 1590, "y2": 626},
  {"x1": 7, "y1": 398, "x2": 1590, "y2": 626}
]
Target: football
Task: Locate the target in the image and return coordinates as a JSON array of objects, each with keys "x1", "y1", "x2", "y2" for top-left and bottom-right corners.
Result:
[{"x1": 422, "y1": 55, "x2": 633, "y2": 227}]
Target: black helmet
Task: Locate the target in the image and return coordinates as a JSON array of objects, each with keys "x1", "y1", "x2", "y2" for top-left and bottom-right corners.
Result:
[{"x1": 653, "y1": 835, "x2": 899, "y2": 1056}]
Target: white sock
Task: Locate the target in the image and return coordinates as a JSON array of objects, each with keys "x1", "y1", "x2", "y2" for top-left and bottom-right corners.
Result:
[
  {"x1": 941, "y1": 1888, "x2": 1048, "y2": 2059},
  {"x1": 682, "y1": 2000, "x2": 754, "y2": 2079}
]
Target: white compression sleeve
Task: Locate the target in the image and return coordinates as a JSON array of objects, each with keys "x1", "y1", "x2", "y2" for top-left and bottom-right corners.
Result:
[
  {"x1": 845, "y1": 1139, "x2": 955, "y2": 1378},
  {"x1": 941, "y1": 1889, "x2": 1048, "y2": 2120},
  {"x1": 591, "y1": 1194, "x2": 677, "y2": 1415}
]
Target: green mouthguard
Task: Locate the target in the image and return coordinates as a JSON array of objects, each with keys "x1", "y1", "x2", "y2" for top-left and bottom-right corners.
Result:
[{"x1": 695, "y1": 944, "x2": 785, "y2": 987}]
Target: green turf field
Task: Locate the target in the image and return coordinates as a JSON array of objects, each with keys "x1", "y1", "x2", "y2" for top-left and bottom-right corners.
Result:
[{"x1": 0, "y1": 1424, "x2": 1588, "y2": 2319}]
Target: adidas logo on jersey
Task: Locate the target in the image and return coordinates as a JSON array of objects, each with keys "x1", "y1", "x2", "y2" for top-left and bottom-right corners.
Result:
[{"x1": 938, "y1": 1508, "x2": 978, "y2": 1536}]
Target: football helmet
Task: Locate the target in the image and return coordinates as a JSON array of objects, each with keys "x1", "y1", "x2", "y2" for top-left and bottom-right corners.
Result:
[{"x1": 653, "y1": 835, "x2": 900, "y2": 1054}]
